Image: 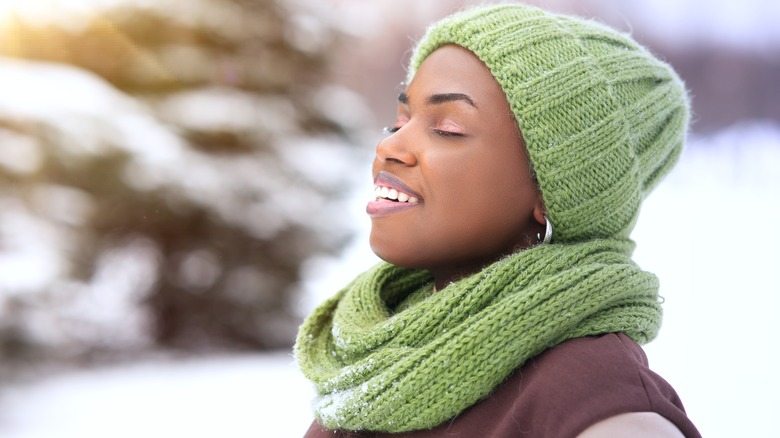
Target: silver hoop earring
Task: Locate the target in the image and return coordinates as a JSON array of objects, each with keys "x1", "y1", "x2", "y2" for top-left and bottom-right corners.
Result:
[{"x1": 536, "y1": 216, "x2": 553, "y2": 244}]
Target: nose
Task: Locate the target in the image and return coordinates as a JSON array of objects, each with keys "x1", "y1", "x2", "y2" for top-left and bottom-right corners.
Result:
[{"x1": 375, "y1": 130, "x2": 417, "y2": 166}]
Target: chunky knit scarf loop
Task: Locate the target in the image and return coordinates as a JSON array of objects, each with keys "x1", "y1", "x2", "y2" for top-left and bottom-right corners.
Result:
[{"x1": 295, "y1": 239, "x2": 662, "y2": 433}]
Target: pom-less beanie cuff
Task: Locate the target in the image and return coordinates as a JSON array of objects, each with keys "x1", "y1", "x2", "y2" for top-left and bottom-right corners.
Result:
[{"x1": 408, "y1": 4, "x2": 690, "y2": 243}]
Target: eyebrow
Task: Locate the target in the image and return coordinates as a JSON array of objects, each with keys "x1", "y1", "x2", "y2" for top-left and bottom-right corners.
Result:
[{"x1": 398, "y1": 92, "x2": 478, "y2": 108}]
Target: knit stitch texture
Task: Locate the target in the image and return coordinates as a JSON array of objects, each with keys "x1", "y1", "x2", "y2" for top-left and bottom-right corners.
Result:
[
  {"x1": 409, "y1": 4, "x2": 689, "y2": 243},
  {"x1": 295, "y1": 240, "x2": 661, "y2": 432}
]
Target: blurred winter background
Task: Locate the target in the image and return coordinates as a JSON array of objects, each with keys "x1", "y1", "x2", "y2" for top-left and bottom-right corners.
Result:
[{"x1": 0, "y1": 0, "x2": 777, "y2": 437}]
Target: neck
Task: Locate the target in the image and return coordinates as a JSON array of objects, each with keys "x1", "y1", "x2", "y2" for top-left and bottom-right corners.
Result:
[
  {"x1": 430, "y1": 265, "x2": 479, "y2": 292},
  {"x1": 430, "y1": 241, "x2": 536, "y2": 292}
]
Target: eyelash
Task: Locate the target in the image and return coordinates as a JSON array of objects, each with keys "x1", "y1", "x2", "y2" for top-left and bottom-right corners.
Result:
[
  {"x1": 432, "y1": 129, "x2": 463, "y2": 137},
  {"x1": 382, "y1": 126, "x2": 464, "y2": 137}
]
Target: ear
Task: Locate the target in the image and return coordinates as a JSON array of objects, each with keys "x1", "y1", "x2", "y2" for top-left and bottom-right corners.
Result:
[{"x1": 532, "y1": 199, "x2": 547, "y2": 226}]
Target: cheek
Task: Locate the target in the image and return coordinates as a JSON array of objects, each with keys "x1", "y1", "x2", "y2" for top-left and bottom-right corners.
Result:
[
  {"x1": 436, "y1": 154, "x2": 529, "y2": 212},
  {"x1": 440, "y1": 154, "x2": 536, "y2": 232}
]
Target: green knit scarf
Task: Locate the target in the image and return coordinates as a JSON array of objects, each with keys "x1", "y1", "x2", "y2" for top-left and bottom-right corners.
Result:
[{"x1": 295, "y1": 239, "x2": 662, "y2": 433}]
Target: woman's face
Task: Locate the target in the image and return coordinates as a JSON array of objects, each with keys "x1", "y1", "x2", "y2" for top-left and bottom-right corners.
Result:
[{"x1": 368, "y1": 44, "x2": 544, "y2": 284}]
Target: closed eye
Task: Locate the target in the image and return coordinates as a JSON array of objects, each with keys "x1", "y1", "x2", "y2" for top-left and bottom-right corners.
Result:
[{"x1": 432, "y1": 129, "x2": 464, "y2": 137}]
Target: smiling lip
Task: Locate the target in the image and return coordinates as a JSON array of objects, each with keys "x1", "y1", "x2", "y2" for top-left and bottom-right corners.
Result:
[
  {"x1": 366, "y1": 171, "x2": 423, "y2": 218},
  {"x1": 366, "y1": 199, "x2": 419, "y2": 217}
]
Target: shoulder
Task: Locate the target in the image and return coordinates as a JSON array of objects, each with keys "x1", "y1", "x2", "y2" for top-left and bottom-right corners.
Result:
[
  {"x1": 514, "y1": 333, "x2": 653, "y2": 411},
  {"x1": 535, "y1": 331, "x2": 648, "y2": 372},
  {"x1": 490, "y1": 333, "x2": 699, "y2": 437}
]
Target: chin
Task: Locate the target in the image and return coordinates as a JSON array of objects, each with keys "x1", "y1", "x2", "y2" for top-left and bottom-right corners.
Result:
[
  {"x1": 369, "y1": 238, "x2": 425, "y2": 270},
  {"x1": 369, "y1": 243, "x2": 402, "y2": 267}
]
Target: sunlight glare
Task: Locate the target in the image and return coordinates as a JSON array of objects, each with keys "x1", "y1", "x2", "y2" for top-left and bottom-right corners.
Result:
[{"x1": 0, "y1": 0, "x2": 115, "y2": 25}]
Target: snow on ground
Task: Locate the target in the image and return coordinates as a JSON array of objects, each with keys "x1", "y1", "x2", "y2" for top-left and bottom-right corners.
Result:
[
  {"x1": 0, "y1": 122, "x2": 778, "y2": 437},
  {"x1": 0, "y1": 353, "x2": 315, "y2": 438}
]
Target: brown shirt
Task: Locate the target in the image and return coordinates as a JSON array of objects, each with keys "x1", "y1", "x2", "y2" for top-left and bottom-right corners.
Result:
[{"x1": 303, "y1": 333, "x2": 701, "y2": 438}]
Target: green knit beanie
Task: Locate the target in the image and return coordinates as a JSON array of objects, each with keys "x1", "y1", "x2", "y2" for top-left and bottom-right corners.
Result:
[{"x1": 409, "y1": 4, "x2": 690, "y2": 243}]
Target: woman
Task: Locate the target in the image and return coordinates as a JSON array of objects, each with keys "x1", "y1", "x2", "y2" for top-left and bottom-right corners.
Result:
[{"x1": 296, "y1": 4, "x2": 701, "y2": 437}]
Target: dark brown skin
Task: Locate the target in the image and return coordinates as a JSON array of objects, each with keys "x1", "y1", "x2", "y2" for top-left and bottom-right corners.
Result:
[{"x1": 368, "y1": 44, "x2": 546, "y2": 292}]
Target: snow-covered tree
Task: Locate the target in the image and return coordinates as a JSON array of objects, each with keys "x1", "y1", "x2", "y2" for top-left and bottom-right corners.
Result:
[{"x1": 0, "y1": 0, "x2": 368, "y2": 371}]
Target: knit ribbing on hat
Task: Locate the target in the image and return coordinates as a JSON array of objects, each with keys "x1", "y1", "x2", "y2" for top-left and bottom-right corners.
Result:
[{"x1": 408, "y1": 4, "x2": 690, "y2": 243}]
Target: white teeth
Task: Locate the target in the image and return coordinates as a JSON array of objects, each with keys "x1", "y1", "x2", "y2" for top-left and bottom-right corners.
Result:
[{"x1": 372, "y1": 185, "x2": 419, "y2": 204}]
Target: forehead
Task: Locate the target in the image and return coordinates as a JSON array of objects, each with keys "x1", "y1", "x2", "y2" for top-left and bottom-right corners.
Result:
[{"x1": 406, "y1": 44, "x2": 509, "y2": 111}]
